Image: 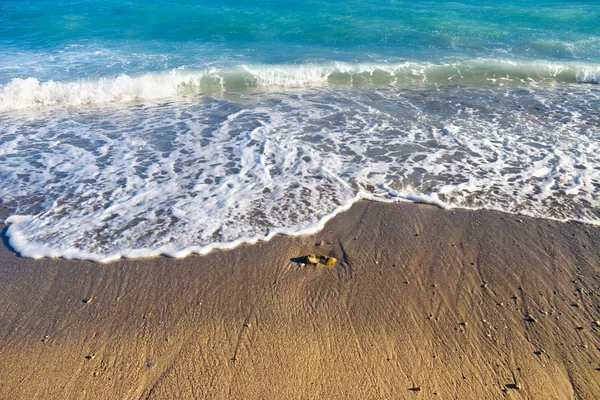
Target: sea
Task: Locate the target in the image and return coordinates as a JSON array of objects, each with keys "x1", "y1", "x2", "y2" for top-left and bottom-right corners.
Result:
[{"x1": 0, "y1": 0, "x2": 599, "y2": 261}]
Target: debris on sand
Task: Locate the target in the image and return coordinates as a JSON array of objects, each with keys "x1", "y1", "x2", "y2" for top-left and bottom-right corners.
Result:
[
  {"x1": 524, "y1": 315, "x2": 537, "y2": 323},
  {"x1": 305, "y1": 254, "x2": 320, "y2": 264},
  {"x1": 508, "y1": 382, "x2": 522, "y2": 390},
  {"x1": 303, "y1": 254, "x2": 337, "y2": 267}
]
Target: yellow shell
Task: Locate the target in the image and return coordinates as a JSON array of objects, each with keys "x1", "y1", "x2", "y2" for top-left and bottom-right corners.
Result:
[{"x1": 325, "y1": 257, "x2": 337, "y2": 267}]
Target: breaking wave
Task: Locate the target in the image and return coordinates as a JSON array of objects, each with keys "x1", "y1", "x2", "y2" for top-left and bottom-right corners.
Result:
[{"x1": 1, "y1": 59, "x2": 599, "y2": 111}]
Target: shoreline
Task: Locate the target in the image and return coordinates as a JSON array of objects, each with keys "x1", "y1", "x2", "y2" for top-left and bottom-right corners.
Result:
[
  {"x1": 4, "y1": 196, "x2": 600, "y2": 263},
  {"x1": 0, "y1": 200, "x2": 599, "y2": 399}
]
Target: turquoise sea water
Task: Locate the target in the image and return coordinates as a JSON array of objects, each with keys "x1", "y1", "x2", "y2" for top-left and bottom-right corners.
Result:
[
  {"x1": 0, "y1": 0, "x2": 599, "y2": 260},
  {"x1": 2, "y1": 0, "x2": 600, "y2": 82}
]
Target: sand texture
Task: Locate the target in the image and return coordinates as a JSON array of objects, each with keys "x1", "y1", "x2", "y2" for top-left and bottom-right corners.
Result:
[{"x1": 0, "y1": 201, "x2": 599, "y2": 399}]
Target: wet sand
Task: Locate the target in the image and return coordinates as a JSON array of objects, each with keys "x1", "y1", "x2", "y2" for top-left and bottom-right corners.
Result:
[{"x1": 0, "y1": 201, "x2": 599, "y2": 399}]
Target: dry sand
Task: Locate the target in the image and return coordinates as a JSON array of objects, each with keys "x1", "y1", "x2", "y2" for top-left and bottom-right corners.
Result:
[{"x1": 0, "y1": 201, "x2": 599, "y2": 399}]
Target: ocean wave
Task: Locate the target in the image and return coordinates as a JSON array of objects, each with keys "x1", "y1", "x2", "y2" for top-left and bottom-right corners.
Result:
[{"x1": 1, "y1": 59, "x2": 599, "y2": 111}]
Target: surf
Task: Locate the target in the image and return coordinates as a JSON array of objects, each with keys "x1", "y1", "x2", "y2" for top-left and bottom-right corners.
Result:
[{"x1": 1, "y1": 59, "x2": 599, "y2": 112}]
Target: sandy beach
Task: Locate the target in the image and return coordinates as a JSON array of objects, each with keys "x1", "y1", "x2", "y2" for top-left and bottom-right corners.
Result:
[{"x1": 0, "y1": 201, "x2": 599, "y2": 399}]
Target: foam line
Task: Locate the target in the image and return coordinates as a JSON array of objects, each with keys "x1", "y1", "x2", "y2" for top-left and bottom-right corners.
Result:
[{"x1": 5, "y1": 188, "x2": 599, "y2": 263}]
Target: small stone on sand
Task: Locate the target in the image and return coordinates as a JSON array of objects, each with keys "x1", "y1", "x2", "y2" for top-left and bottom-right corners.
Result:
[
  {"x1": 325, "y1": 257, "x2": 337, "y2": 267},
  {"x1": 147, "y1": 362, "x2": 156, "y2": 368},
  {"x1": 83, "y1": 298, "x2": 93, "y2": 304}
]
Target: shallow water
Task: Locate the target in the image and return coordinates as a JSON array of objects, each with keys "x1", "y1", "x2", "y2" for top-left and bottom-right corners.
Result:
[{"x1": 1, "y1": 0, "x2": 599, "y2": 261}]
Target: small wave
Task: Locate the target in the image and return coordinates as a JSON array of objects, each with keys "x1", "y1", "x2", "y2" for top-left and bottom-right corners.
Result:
[{"x1": 1, "y1": 59, "x2": 599, "y2": 111}]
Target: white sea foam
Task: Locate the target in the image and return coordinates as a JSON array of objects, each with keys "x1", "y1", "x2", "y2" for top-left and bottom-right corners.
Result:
[
  {"x1": 1, "y1": 59, "x2": 599, "y2": 112},
  {"x1": 1, "y1": 82, "x2": 599, "y2": 262}
]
